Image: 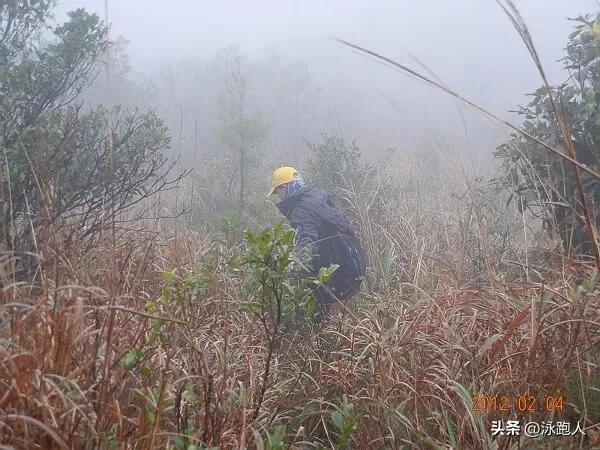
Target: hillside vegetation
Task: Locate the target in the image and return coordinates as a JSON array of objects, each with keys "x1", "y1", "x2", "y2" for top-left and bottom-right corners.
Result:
[{"x1": 1, "y1": 1, "x2": 599, "y2": 449}]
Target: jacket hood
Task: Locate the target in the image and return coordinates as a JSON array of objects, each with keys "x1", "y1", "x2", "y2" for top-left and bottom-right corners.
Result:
[
  {"x1": 276, "y1": 187, "x2": 353, "y2": 236},
  {"x1": 276, "y1": 186, "x2": 319, "y2": 218}
]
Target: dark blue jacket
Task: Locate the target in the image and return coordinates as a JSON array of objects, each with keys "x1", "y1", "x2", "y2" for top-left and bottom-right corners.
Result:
[{"x1": 276, "y1": 187, "x2": 366, "y2": 299}]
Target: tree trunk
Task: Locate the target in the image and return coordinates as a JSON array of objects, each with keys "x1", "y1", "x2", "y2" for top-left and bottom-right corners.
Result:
[{"x1": 239, "y1": 145, "x2": 245, "y2": 210}]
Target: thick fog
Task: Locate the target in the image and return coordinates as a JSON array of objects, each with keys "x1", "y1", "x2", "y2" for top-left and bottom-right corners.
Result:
[{"x1": 55, "y1": 0, "x2": 598, "y2": 170}]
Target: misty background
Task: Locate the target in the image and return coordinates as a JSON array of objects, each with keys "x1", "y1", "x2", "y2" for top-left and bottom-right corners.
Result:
[{"x1": 53, "y1": 0, "x2": 597, "y2": 178}]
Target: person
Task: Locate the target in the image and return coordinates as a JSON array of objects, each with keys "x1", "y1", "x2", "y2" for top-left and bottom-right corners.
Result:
[{"x1": 267, "y1": 166, "x2": 366, "y2": 316}]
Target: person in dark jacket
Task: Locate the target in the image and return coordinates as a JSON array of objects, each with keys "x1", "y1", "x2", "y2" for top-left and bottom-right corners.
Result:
[{"x1": 267, "y1": 166, "x2": 366, "y2": 314}]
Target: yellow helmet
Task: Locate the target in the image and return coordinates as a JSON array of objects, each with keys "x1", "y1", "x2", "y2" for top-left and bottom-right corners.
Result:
[{"x1": 267, "y1": 166, "x2": 300, "y2": 196}]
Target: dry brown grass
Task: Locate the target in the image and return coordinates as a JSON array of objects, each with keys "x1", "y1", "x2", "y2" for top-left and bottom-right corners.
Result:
[{"x1": 1, "y1": 205, "x2": 598, "y2": 449}]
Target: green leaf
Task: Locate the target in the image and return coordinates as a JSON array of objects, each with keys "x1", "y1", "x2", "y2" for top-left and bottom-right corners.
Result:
[
  {"x1": 162, "y1": 269, "x2": 177, "y2": 283},
  {"x1": 593, "y1": 20, "x2": 600, "y2": 38},
  {"x1": 317, "y1": 264, "x2": 339, "y2": 285},
  {"x1": 239, "y1": 300, "x2": 262, "y2": 314},
  {"x1": 305, "y1": 295, "x2": 317, "y2": 317},
  {"x1": 182, "y1": 389, "x2": 199, "y2": 403},
  {"x1": 331, "y1": 410, "x2": 344, "y2": 431},
  {"x1": 122, "y1": 347, "x2": 143, "y2": 370},
  {"x1": 140, "y1": 365, "x2": 151, "y2": 379},
  {"x1": 267, "y1": 425, "x2": 287, "y2": 450}
]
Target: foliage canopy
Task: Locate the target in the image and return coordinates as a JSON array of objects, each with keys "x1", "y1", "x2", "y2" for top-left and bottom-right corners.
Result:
[{"x1": 495, "y1": 12, "x2": 600, "y2": 254}]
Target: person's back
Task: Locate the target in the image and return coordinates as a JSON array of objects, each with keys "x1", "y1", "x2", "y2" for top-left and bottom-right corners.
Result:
[{"x1": 268, "y1": 167, "x2": 366, "y2": 313}]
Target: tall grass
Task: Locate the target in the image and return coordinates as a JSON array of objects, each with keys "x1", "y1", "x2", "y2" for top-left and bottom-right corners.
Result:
[
  {"x1": 1, "y1": 178, "x2": 598, "y2": 448},
  {"x1": 2, "y1": 2, "x2": 600, "y2": 448}
]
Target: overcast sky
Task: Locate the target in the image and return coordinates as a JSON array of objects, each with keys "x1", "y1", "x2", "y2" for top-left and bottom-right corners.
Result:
[
  {"x1": 56, "y1": 0, "x2": 597, "y2": 106},
  {"x1": 55, "y1": 1, "x2": 595, "y2": 71},
  {"x1": 54, "y1": 0, "x2": 600, "y2": 159}
]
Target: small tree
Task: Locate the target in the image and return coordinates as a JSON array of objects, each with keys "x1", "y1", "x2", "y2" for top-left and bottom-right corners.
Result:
[
  {"x1": 240, "y1": 222, "x2": 337, "y2": 420},
  {"x1": 304, "y1": 133, "x2": 365, "y2": 202},
  {"x1": 216, "y1": 46, "x2": 268, "y2": 211},
  {"x1": 0, "y1": 2, "x2": 183, "y2": 267}
]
